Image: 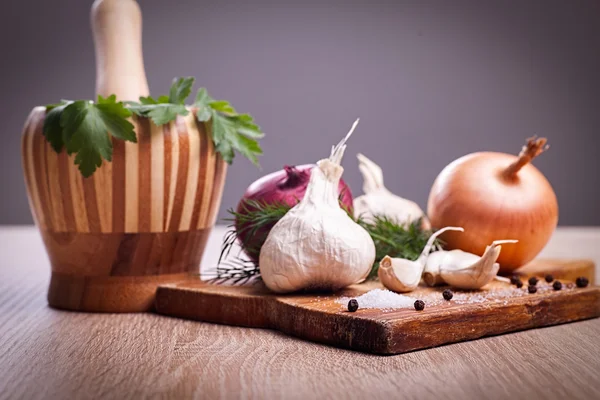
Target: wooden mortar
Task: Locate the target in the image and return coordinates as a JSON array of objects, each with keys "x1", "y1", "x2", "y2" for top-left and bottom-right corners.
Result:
[{"x1": 21, "y1": 0, "x2": 227, "y2": 312}]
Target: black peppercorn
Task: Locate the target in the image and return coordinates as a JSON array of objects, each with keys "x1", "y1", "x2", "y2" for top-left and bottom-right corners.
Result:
[
  {"x1": 515, "y1": 280, "x2": 523, "y2": 289},
  {"x1": 553, "y1": 281, "x2": 562, "y2": 291},
  {"x1": 347, "y1": 299, "x2": 359, "y2": 312},
  {"x1": 545, "y1": 274, "x2": 554, "y2": 283},
  {"x1": 576, "y1": 277, "x2": 589, "y2": 288},
  {"x1": 414, "y1": 300, "x2": 425, "y2": 311},
  {"x1": 528, "y1": 285, "x2": 537, "y2": 294},
  {"x1": 510, "y1": 275, "x2": 521, "y2": 285},
  {"x1": 528, "y1": 276, "x2": 539, "y2": 286},
  {"x1": 442, "y1": 289, "x2": 453, "y2": 301}
]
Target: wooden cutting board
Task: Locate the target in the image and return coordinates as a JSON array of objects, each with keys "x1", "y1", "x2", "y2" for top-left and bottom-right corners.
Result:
[{"x1": 155, "y1": 259, "x2": 600, "y2": 355}]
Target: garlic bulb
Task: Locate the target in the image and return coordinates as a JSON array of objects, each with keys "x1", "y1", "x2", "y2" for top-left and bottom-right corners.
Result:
[
  {"x1": 423, "y1": 240, "x2": 518, "y2": 289},
  {"x1": 259, "y1": 119, "x2": 376, "y2": 293},
  {"x1": 353, "y1": 153, "x2": 429, "y2": 228},
  {"x1": 378, "y1": 227, "x2": 463, "y2": 292}
]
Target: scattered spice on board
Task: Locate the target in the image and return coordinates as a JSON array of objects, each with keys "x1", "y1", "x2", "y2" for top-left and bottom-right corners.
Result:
[
  {"x1": 421, "y1": 287, "x2": 530, "y2": 306},
  {"x1": 337, "y1": 289, "x2": 415, "y2": 310},
  {"x1": 528, "y1": 277, "x2": 539, "y2": 286},
  {"x1": 337, "y1": 281, "x2": 578, "y2": 312},
  {"x1": 545, "y1": 274, "x2": 554, "y2": 283},
  {"x1": 347, "y1": 299, "x2": 359, "y2": 312},
  {"x1": 528, "y1": 285, "x2": 538, "y2": 294},
  {"x1": 414, "y1": 300, "x2": 425, "y2": 311},
  {"x1": 553, "y1": 281, "x2": 562, "y2": 291},
  {"x1": 515, "y1": 280, "x2": 523, "y2": 288},
  {"x1": 576, "y1": 277, "x2": 589, "y2": 288},
  {"x1": 442, "y1": 289, "x2": 453, "y2": 301}
]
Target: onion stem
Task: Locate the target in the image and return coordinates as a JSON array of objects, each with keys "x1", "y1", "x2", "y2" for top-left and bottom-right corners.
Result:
[{"x1": 503, "y1": 136, "x2": 549, "y2": 178}]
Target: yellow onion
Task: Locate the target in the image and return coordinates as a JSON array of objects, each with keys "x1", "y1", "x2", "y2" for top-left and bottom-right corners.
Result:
[{"x1": 427, "y1": 137, "x2": 558, "y2": 273}]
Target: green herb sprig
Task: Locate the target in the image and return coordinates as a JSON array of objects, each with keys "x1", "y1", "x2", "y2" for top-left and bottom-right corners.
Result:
[
  {"x1": 357, "y1": 215, "x2": 438, "y2": 278},
  {"x1": 219, "y1": 200, "x2": 293, "y2": 265},
  {"x1": 125, "y1": 76, "x2": 193, "y2": 125},
  {"x1": 43, "y1": 77, "x2": 264, "y2": 177},
  {"x1": 207, "y1": 200, "x2": 439, "y2": 283},
  {"x1": 44, "y1": 95, "x2": 136, "y2": 177}
]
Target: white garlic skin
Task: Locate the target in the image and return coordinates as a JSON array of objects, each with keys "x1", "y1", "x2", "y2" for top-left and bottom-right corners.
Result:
[
  {"x1": 423, "y1": 239, "x2": 516, "y2": 289},
  {"x1": 423, "y1": 250, "x2": 480, "y2": 286},
  {"x1": 259, "y1": 162, "x2": 376, "y2": 293},
  {"x1": 353, "y1": 153, "x2": 429, "y2": 228},
  {"x1": 377, "y1": 226, "x2": 464, "y2": 293},
  {"x1": 378, "y1": 256, "x2": 421, "y2": 293},
  {"x1": 439, "y1": 245, "x2": 502, "y2": 290},
  {"x1": 354, "y1": 190, "x2": 427, "y2": 227}
]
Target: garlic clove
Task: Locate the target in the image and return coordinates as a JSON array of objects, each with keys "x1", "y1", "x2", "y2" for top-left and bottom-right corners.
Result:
[
  {"x1": 440, "y1": 240, "x2": 518, "y2": 289},
  {"x1": 378, "y1": 256, "x2": 422, "y2": 293},
  {"x1": 378, "y1": 226, "x2": 464, "y2": 293},
  {"x1": 423, "y1": 249, "x2": 479, "y2": 286},
  {"x1": 423, "y1": 251, "x2": 452, "y2": 286}
]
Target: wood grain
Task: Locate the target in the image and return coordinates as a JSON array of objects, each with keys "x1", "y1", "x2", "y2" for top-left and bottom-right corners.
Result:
[
  {"x1": 155, "y1": 260, "x2": 599, "y2": 355},
  {"x1": 92, "y1": 0, "x2": 149, "y2": 101},
  {"x1": 514, "y1": 258, "x2": 596, "y2": 284},
  {"x1": 20, "y1": 107, "x2": 227, "y2": 312},
  {"x1": 1, "y1": 227, "x2": 599, "y2": 399},
  {"x1": 21, "y1": 108, "x2": 224, "y2": 234},
  {"x1": 43, "y1": 229, "x2": 211, "y2": 312}
]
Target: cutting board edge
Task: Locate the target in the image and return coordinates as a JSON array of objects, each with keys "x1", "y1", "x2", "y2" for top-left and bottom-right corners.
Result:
[
  {"x1": 155, "y1": 284, "x2": 274, "y2": 328},
  {"x1": 155, "y1": 258, "x2": 600, "y2": 355},
  {"x1": 378, "y1": 287, "x2": 600, "y2": 354},
  {"x1": 156, "y1": 284, "x2": 600, "y2": 355}
]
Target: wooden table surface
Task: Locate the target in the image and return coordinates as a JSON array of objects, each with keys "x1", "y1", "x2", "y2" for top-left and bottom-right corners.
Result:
[{"x1": 1, "y1": 226, "x2": 599, "y2": 400}]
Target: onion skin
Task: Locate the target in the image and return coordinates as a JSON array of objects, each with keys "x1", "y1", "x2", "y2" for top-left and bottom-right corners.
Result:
[
  {"x1": 427, "y1": 142, "x2": 558, "y2": 273},
  {"x1": 235, "y1": 164, "x2": 353, "y2": 262}
]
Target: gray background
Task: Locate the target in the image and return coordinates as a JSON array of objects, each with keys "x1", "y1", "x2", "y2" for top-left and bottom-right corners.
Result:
[{"x1": 1, "y1": 0, "x2": 599, "y2": 225}]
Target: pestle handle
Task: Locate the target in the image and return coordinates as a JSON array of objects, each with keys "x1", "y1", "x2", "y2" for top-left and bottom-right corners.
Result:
[{"x1": 91, "y1": 0, "x2": 149, "y2": 101}]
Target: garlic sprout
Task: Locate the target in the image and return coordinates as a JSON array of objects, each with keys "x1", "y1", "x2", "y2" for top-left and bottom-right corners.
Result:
[
  {"x1": 378, "y1": 227, "x2": 463, "y2": 293},
  {"x1": 259, "y1": 119, "x2": 376, "y2": 293},
  {"x1": 353, "y1": 153, "x2": 429, "y2": 228}
]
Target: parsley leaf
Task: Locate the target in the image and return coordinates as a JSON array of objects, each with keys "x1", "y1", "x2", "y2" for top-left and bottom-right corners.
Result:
[
  {"x1": 169, "y1": 77, "x2": 195, "y2": 104},
  {"x1": 194, "y1": 88, "x2": 264, "y2": 166},
  {"x1": 43, "y1": 95, "x2": 136, "y2": 177},
  {"x1": 42, "y1": 76, "x2": 264, "y2": 177},
  {"x1": 127, "y1": 77, "x2": 194, "y2": 125},
  {"x1": 195, "y1": 88, "x2": 213, "y2": 122},
  {"x1": 43, "y1": 100, "x2": 72, "y2": 152},
  {"x1": 126, "y1": 102, "x2": 189, "y2": 125},
  {"x1": 95, "y1": 95, "x2": 137, "y2": 142}
]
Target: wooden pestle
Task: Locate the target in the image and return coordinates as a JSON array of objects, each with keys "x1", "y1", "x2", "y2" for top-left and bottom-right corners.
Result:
[{"x1": 92, "y1": 0, "x2": 149, "y2": 101}]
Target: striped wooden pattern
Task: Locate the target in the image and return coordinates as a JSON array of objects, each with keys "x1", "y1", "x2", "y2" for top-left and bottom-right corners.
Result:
[
  {"x1": 21, "y1": 107, "x2": 227, "y2": 234},
  {"x1": 20, "y1": 106, "x2": 228, "y2": 312}
]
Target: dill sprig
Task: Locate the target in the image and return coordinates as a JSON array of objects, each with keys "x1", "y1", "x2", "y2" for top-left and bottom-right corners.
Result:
[
  {"x1": 204, "y1": 257, "x2": 261, "y2": 285},
  {"x1": 357, "y1": 216, "x2": 439, "y2": 278},
  {"x1": 221, "y1": 199, "x2": 294, "y2": 263},
  {"x1": 206, "y1": 200, "x2": 439, "y2": 283}
]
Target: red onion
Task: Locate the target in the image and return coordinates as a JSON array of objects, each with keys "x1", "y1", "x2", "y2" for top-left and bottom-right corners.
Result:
[{"x1": 235, "y1": 164, "x2": 354, "y2": 262}]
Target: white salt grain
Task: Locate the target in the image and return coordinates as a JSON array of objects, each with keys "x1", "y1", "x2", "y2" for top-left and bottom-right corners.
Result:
[
  {"x1": 337, "y1": 289, "x2": 415, "y2": 310},
  {"x1": 336, "y1": 282, "x2": 574, "y2": 311}
]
